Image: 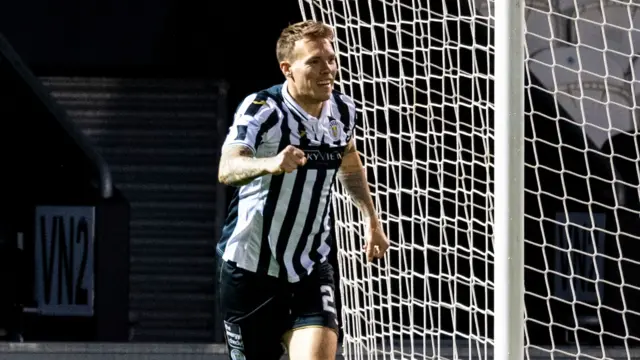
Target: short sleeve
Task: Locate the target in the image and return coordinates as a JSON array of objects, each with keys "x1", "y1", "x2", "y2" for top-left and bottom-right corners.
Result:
[{"x1": 222, "y1": 93, "x2": 279, "y2": 154}]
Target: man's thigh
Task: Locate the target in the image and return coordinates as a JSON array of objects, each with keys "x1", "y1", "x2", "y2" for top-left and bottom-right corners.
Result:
[
  {"x1": 285, "y1": 261, "x2": 340, "y2": 359},
  {"x1": 218, "y1": 260, "x2": 289, "y2": 360},
  {"x1": 284, "y1": 327, "x2": 338, "y2": 360}
]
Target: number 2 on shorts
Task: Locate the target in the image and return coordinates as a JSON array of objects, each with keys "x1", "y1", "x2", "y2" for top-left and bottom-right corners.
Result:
[{"x1": 320, "y1": 285, "x2": 336, "y2": 314}]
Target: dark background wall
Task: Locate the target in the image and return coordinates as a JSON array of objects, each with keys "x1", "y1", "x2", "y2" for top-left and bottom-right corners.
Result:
[
  {"x1": 0, "y1": 0, "x2": 310, "y2": 343},
  {"x1": 0, "y1": 0, "x2": 303, "y2": 112}
]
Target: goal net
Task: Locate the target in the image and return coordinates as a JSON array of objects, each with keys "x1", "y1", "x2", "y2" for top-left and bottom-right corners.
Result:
[{"x1": 299, "y1": 0, "x2": 640, "y2": 359}]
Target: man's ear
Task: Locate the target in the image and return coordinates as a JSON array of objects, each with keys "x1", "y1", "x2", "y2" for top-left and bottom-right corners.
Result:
[{"x1": 280, "y1": 61, "x2": 292, "y2": 79}]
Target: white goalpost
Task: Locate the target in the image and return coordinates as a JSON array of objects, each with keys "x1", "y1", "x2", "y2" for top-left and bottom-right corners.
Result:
[
  {"x1": 299, "y1": 0, "x2": 640, "y2": 359},
  {"x1": 492, "y1": 0, "x2": 525, "y2": 360}
]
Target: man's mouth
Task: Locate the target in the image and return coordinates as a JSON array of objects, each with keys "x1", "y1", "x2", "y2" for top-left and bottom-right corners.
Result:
[{"x1": 317, "y1": 80, "x2": 332, "y2": 86}]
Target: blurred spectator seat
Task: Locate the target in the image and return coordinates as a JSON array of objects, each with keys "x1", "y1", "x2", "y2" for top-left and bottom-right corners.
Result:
[
  {"x1": 528, "y1": 45, "x2": 633, "y2": 149},
  {"x1": 564, "y1": 0, "x2": 640, "y2": 72}
]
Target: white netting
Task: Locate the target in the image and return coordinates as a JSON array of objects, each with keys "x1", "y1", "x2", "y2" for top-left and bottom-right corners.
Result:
[{"x1": 299, "y1": 0, "x2": 640, "y2": 359}]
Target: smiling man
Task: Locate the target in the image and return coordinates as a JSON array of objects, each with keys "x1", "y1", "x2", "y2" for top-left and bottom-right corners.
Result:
[{"x1": 216, "y1": 20, "x2": 389, "y2": 360}]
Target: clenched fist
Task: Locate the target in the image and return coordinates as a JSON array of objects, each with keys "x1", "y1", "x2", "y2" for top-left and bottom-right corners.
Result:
[{"x1": 267, "y1": 145, "x2": 307, "y2": 175}]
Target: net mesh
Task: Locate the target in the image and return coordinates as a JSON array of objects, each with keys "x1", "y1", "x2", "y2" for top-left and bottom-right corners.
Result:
[{"x1": 299, "y1": 0, "x2": 640, "y2": 359}]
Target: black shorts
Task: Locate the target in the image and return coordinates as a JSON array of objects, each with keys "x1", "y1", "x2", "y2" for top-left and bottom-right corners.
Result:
[{"x1": 218, "y1": 258, "x2": 339, "y2": 360}]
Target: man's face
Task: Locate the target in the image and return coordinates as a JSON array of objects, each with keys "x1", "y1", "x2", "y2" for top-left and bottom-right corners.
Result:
[{"x1": 284, "y1": 37, "x2": 338, "y2": 103}]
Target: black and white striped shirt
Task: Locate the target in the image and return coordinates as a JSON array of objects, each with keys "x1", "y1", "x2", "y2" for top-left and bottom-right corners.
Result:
[{"x1": 217, "y1": 81, "x2": 357, "y2": 282}]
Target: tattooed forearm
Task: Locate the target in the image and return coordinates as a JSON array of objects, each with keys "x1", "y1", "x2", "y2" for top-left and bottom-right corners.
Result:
[
  {"x1": 338, "y1": 141, "x2": 379, "y2": 223},
  {"x1": 218, "y1": 145, "x2": 271, "y2": 187}
]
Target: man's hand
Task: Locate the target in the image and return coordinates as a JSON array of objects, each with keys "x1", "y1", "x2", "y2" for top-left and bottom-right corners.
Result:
[
  {"x1": 267, "y1": 145, "x2": 307, "y2": 174},
  {"x1": 363, "y1": 221, "x2": 390, "y2": 262}
]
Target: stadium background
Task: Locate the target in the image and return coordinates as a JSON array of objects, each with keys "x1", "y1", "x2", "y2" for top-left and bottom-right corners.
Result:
[
  {"x1": 0, "y1": 0, "x2": 308, "y2": 356},
  {"x1": 0, "y1": 0, "x2": 640, "y2": 359}
]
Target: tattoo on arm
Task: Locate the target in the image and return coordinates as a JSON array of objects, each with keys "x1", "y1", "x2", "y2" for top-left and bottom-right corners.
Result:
[
  {"x1": 218, "y1": 145, "x2": 270, "y2": 187},
  {"x1": 343, "y1": 139, "x2": 358, "y2": 155},
  {"x1": 338, "y1": 140, "x2": 378, "y2": 222}
]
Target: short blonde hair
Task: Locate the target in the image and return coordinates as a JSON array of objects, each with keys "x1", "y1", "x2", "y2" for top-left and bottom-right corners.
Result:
[{"x1": 276, "y1": 20, "x2": 334, "y2": 63}]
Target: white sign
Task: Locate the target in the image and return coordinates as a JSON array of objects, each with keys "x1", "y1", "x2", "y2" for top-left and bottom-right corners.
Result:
[
  {"x1": 35, "y1": 206, "x2": 95, "y2": 317},
  {"x1": 554, "y1": 212, "x2": 606, "y2": 303}
]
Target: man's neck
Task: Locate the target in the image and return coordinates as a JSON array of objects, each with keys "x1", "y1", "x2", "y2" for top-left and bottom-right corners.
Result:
[{"x1": 287, "y1": 83, "x2": 323, "y2": 118}]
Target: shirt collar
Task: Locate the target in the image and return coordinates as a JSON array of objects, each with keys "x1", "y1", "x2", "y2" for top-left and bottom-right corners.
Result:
[{"x1": 281, "y1": 81, "x2": 331, "y2": 122}]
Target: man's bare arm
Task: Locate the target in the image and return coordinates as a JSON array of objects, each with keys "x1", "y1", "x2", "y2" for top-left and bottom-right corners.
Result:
[
  {"x1": 337, "y1": 139, "x2": 379, "y2": 225},
  {"x1": 218, "y1": 144, "x2": 307, "y2": 187},
  {"x1": 218, "y1": 145, "x2": 272, "y2": 187}
]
